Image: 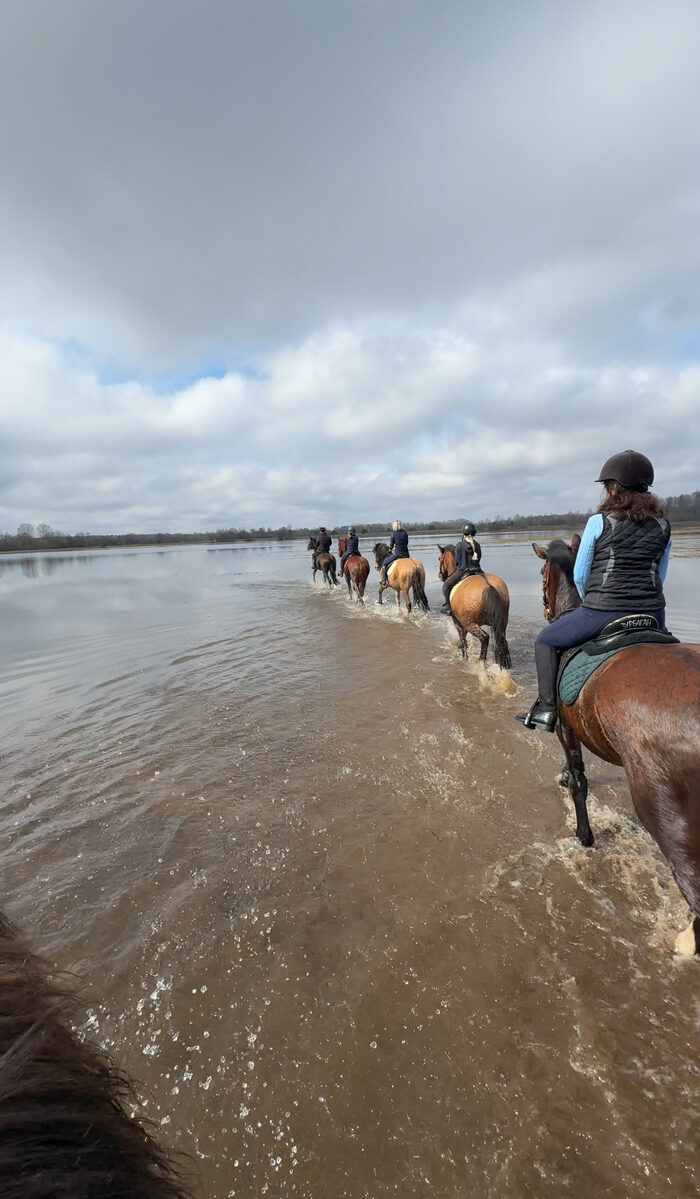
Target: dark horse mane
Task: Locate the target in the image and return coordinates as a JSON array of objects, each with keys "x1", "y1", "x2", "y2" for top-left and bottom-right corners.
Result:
[
  {"x1": 0, "y1": 909, "x2": 192, "y2": 1198},
  {"x1": 544, "y1": 538, "x2": 577, "y2": 579},
  {"x1": 373, "y1": 541, "x2": 390, "y2": 565}
]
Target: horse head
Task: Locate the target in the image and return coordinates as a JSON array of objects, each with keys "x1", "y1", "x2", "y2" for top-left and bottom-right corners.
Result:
[
  {"x1": 437, "y1": 544, "x2": 456, "y2": 581},
  {"x1": 532, "y1": 535, "x2": 581, "y2": 621},
  {"x1": 373, "y1": 542, "x2": 390, "y2": 570},
  {"x1": 306, "y1": 538, "x2": 316, "y2": 552}
]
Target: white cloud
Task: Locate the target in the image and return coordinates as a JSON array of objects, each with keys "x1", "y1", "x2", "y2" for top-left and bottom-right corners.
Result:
[{"x1": 0, "y1": 1, "x2": 698, "y2": 529}]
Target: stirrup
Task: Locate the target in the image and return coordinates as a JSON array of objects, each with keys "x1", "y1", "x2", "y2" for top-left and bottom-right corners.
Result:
[{"x1": 515, "y1": 699, "x2": 557, "y2": 732}]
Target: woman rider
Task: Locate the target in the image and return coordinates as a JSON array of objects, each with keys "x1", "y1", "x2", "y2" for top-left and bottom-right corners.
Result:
[
  {"x1": 439, "y1": 522, "x2": 483, "y2": 614},
  {"x1": 517, "y1": 450, "x2": 672, "y2": 732},
  {"x1": 379, "y1": 520, "x2": 410, "y2": 586},
  {"x1": 338, "y1": 526, "x2": 359, "y2": 575}
]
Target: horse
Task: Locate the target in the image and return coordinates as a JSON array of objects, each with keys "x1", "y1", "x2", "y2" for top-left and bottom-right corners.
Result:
[
  {"x1": 437, "y1": 545, "x2": 511, "y2": 668},
  {"x1": 337, "y1": 537, "x2": 370, "y2": 604},
  {"x1": 373, "y1": 543, "x2": 429, "y2": 613},
  {"x1": 0, "y1": 908, "x2": 192, "y2": 1197},
  {"x1": 306, "y1": 537, "x2": 338, "y2": 586},
  {"x1": 532, "y1": 537, "x2": 700, "y2": 956}
]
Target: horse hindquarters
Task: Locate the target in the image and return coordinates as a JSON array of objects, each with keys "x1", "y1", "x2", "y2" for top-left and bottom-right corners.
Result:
[
  {"x1": 482, "y1": 584, "x2": 511, "y2": 669},
  {"x1": 570, "y1": 645, "x2": 700, "y2": 951}
]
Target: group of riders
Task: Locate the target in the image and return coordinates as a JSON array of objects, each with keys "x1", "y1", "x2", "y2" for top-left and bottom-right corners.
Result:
[
  {"x1": 312, "y1": 519, "x2": 484, "y2": 608},
  {"x1": 310, "y1": 449, "x2": 673, "y2": 735}
]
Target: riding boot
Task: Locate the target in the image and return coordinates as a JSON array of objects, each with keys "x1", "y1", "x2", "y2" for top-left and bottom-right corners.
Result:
[
  {"x1": 439, "y1": 601, "x2": 452, "y2": 615},
  {"x1": 516, "y1": 642, "x2": 558, "y2": 731}
]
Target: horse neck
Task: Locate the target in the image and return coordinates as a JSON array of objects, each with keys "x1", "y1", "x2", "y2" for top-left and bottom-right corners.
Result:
[
  {"x1": 338, "y1": 538, "x2": 346, "y2": 555},
  {"x1": 442, "y1": 551, "x2": 456, "y2": 575},
  {"x1": 553, "y1": 567, "x2": 581, "y2": 617}
]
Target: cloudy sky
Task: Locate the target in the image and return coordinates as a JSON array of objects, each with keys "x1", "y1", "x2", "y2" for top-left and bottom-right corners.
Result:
[{"x1": 1, "y1": 0, "x2": 699, "y2": 532}]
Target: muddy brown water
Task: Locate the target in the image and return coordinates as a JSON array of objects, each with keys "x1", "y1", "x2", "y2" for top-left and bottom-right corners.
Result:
[{"x1": 1, "y1": 532, "x2": 699, "y2": 1198}]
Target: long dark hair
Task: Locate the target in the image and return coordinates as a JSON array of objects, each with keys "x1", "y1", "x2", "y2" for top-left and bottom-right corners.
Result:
[
  {"x1": 0, "y1": 910, "x2": 193, "y2": 1198},
  {"x1": 598, "y1": 481, "x2": 664, "y2": 523}
]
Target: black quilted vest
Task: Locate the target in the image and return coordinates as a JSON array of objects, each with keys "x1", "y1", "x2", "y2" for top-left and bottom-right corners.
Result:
[{"x1": 583, "y1": 515, "x2": 671, "y2": 612}]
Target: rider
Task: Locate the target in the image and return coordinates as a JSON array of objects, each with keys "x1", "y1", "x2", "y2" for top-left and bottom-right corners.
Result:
[
  {"x1": 439, "y1": 523, "x2": 483, "y2": 614},
  {"x1": 313, "y1": 526, "x2": 332, "y2": 569},
  {"x1": 338, "y1": 526, "x2": 359, "y2": 576},
  {"x1": 517, "y1": 450, "x2": 672, "y2": 732},
  {"x1": 379, "y1": 520, "x2": 410, "y2": 586}
]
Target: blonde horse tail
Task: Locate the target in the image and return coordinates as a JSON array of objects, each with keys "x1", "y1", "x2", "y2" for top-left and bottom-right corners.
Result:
[
  {"x1": 482, "y1": 585, "x2": 511, "y2": 669},
  {"x1": 411, "y1": 567, "x2": 430, "y2": 612}
]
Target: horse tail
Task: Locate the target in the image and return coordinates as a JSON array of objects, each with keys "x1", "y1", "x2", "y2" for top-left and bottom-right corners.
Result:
[
  {"x1": 411, "y1": 567, "x2": 430, "y2": 612},
  {"x1": 482, "y1": 585, "x2": 511, "y2": 669}
]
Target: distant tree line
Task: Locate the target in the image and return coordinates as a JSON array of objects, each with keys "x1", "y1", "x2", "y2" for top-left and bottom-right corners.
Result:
[{"x1": 2, "y1": 491, "x2": 698, "y2": 553}]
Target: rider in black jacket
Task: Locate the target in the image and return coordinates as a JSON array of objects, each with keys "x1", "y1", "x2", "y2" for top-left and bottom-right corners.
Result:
[
  {"x1": 338, "y1": 527, "x2": 359, "y2": 576},
  {"x1": 440, "y1": 524, "x2": 482, "y2": 614},
  {"x1": 379, "y1": 521, "x2": 410, "y2": 585},
  {"x1": 312, "y1": 526, "x2": 332, "y2": 568}
]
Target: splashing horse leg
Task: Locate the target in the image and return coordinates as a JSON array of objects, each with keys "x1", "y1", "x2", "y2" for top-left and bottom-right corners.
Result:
[
  {"x1": 557, "y1": 718, "x2": 594, "y2": 847},
  {"x1": 452, "y1": 617, "x2": 468, "y2": 659},
  {"x1": 465, "y1": 621, "x2": 488, "y2": 662}
]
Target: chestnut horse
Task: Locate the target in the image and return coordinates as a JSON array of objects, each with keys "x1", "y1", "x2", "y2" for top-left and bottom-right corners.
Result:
[
  {"x1": 437, "y1": 545, "x2": 511, "y2": 668},
  {"x1": 0, "y1": 908, "x2": 191, "y2": 1196},
  {"x1": 373, "y1": 543, "x2": 429, "y2": 613},
  {"x1": 533, "y1": 537, "x2": 700, "y2": 956},
  {"x1": 306, "y1": 537, "x2": 338, "y2": 586},
  {"x1": 337, "y1": 537, "x2": 370, "y2": 604}
]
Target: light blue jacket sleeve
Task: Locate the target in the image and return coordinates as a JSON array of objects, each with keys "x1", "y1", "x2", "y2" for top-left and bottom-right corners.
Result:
[
  {"x1": 573, "y1": 514, "x2": 603, "y2": 598},
  {"x1": 659, "y1": 537, "x2": 672, "y2": 582}
]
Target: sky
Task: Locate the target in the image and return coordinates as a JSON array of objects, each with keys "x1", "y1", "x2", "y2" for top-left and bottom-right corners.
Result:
[{"x1": 1, "y1": 0, "x2": 699, "y2": 533}]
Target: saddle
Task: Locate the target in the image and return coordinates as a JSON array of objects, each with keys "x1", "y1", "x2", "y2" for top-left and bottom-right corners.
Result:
[{"x1": 558, "y1": 614, "x2": 679, "y2": 706}]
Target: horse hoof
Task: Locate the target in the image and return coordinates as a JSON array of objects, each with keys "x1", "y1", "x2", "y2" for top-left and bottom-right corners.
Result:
[{"x1": 674, "y1": 922, "x2": 698, "y2": 957}]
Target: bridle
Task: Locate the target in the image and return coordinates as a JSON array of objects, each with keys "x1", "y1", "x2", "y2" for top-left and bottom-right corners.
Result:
[{"x1": 541, "y1": 562, "x2": 555, "y2": 623}]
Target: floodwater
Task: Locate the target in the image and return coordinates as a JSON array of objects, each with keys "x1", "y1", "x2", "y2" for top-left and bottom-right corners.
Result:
[{"x1": 1, "y1": 531, "x2": 698, "y2": 1198}]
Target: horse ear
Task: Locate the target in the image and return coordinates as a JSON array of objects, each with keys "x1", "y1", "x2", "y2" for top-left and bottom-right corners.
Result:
[
  {"x1": 532, "y1": 542, "x2": 548, "y2": 559},
  {"x1": 570, "y1": 533, "x2": 581, "y2": 557},
  {"x1": 437, "y1": 544, "x2": 444, "y2": 553}
]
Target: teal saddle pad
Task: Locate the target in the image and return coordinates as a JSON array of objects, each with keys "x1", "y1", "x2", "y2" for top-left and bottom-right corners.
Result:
[
  {"x1": 558, "y1": 630, "x2": 679, "y2": 706},
  {"x1": 558, "y1": 648, "x2": 620, "y2": 706}
]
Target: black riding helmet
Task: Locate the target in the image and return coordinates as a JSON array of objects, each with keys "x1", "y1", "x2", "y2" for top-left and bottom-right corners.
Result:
[
  {"x1": 596, "y1": 450, "x2": 654, "y2": 491},
  {"x1": 347, "y1": 526, "x2": 355, "y2": 534},
  {"x1": 462, "y1": 522, "x2": 476, "y2": 536}
]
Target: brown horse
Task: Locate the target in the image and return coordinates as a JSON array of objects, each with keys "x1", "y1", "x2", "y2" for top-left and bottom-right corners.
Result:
[
  {"x1": 306, "y1": 537, "x2": 338, "y2": 586},
  {"x1": 0, "y1": 908, "x2": 192, "y2": 1196},
  {"x1": 337, "y1": 537, "x2": 370, "y2": 604},
  {"x1": 373, "y1": 543, "x2": 429, "y2": 613},
  {"x1": 437, "y1": 545, "x2": 511, "y2": 668},
  {"x1": 533, "y1": 537, "x2": 700, "y2": 956}
]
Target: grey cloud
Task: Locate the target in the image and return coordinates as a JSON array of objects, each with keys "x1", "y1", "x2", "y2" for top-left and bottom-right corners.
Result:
[
  {"x1": 0, "y1": 1, "x2": 698, "y2": 532},
  {"x1": 2, "y1": 1, "x2": 700, "y2": 366}
]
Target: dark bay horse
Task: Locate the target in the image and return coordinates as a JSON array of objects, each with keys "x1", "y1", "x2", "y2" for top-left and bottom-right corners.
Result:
[
  {"x1": 533, "y1": 537, "x2": 700, "y2": 956},
  {"x1": 437, "y1": 545, "x2": 511, "y2": 668},
  {"x1": 0, "y1": 909, "x2": 192, "y2": 1196},
  {"x1": 373, "y1": 543, "x2": 429, "y2": 613},
  {"x1": 337, "y1": 536, "x2": 370, "y2": 604},
  {"x1": 306, "y1": 537, "x2": 338, "y2": 586}
]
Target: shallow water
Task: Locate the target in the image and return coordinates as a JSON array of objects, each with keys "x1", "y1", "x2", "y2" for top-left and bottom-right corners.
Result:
[{"x1": 1, "y1": 531, "x2": 699, "y2": 1197}]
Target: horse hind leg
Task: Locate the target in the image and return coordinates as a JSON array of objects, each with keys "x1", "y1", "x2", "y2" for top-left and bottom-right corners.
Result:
[
  {"x1": 466, "y1": 622, "x2": 488, "y2": 662},
  {"x1": 557, "y1": 719, "x2": 594, "y2": 847}
]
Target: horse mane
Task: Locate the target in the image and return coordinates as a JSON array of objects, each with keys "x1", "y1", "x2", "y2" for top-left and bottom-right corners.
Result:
[
  {"x1": 546, "y1": 539, "x2": 576, "y2": 579},
  {"x1": 373, "y1": 542, "x2": 390, "y2": 563},
  {"x1": 0, "y1": 910, "x2": 193, "y2": 1198}
]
